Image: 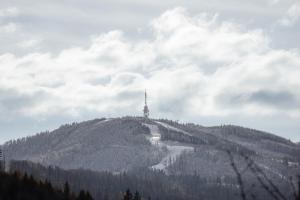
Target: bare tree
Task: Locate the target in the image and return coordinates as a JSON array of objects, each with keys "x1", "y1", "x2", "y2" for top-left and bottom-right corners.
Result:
[
  {"x1": 227, "y1": 150, "x2": 246, "y2": 200},
  {"x1": 228, "y1": 150, "x2": 299, "y2": 200}
]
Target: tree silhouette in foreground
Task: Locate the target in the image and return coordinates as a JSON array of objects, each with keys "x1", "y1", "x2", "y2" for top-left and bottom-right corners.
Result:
[
  {"x1": 133, "y1": 191, "x2": 142, "y2": 200},
  {"x1": 0, "y1": 171, "x2": 94, "y2": 200},
  {"x1": 122, "y1": 189, "x2": 142, "y2": 200},
  {"x1": 122, "y1": 189, "x2": 133, "y2": 200}
]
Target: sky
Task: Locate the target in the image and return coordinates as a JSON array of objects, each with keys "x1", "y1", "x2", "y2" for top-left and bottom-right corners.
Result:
[{"x1": 0, "y1": 0, "x2": 300, "y2": 144}]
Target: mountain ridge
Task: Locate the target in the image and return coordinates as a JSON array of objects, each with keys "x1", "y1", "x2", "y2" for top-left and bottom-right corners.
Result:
[
  {"x1": 3, "y1": 117, "x2": 295, "y2": 147},
  {"x1": 2, "y1": 116, "x2": 299, "y2": 181}
]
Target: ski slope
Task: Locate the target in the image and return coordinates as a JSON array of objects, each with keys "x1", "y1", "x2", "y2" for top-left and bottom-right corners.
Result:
[{"x1": 143, "y1": 123, "x2": 194, "y2": 171}]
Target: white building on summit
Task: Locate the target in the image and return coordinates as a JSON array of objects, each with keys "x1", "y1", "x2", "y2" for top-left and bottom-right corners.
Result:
[{"x1": 143, "y1": 90, "x2": 149, "y2": 118}]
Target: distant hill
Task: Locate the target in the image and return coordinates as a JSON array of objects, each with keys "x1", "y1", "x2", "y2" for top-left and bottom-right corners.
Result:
[{"x1": 2, "y1": 117, "x2": 300, "y2": 185}]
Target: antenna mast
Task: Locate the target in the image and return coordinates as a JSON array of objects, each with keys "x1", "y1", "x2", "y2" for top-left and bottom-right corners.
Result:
[{"x1": 143, "y1": 90, "x2": 149, "y2": 118}]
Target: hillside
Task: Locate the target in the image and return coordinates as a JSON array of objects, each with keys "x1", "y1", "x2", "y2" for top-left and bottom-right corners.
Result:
[{"x1": 2, "y1": 117, "x2": 300, "y2": 183}]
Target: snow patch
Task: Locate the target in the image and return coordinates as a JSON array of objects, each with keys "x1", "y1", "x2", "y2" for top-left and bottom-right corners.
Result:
[
  {"x1": 95, "y1": 118, "x2": 112, "y2": 125},
  {"x1": 143, "y1": 123, "x2": 194, "y2": 171},
  {"x1": 145, "y1": 124, "x2": 161, "y2": 146},
  {"x1": 288, "y1": 161, "x2": 299, "y2": 167},
  {"x1": 151, "y1": 145, "x2": 194, "y2": 170},
  {"x1": 155, "y1": 121, "x2": 192, "y2": 136}
]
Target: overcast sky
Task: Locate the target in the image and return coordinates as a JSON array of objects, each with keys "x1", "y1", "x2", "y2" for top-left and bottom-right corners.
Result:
[{"x1": 0, "y1": 0, "x2": 300, "y2": 144}]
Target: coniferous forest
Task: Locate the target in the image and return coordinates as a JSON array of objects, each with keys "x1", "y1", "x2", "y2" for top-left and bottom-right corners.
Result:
[
  {"x1": 0, "y1": 171, "x2": 93, "y2": 200},
  {"x1": 5, "y1": 160, "x2": 299, "y2": 200},
  {"x1": 0, "y1": 168, "x2": 144, "y2": 200}
]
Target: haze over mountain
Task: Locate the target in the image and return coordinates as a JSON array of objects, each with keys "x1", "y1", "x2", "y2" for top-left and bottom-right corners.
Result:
[{"x1": 3, "y1": 117, "x2": 299, "y2": 180}]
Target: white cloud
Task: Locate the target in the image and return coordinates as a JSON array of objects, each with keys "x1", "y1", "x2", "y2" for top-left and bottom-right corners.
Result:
[
  {"x1": 18, "y1": 39, "x2": 41, "y2": 48},
  {"x1": 0, "y1": 7, "x2": 19, "y2": 17},
  {"x1": 278, "y1": 3, "x2": 300, "y2": 26},
  {"x1": 268, "y1": 0, "x2": 280, "y2": 5},
  {"x1": 0, "y1": 22, "x2": 17, "y2": 33},
  {"x1": 0, "y1": 8, "x2": 300, "y2": 140}
]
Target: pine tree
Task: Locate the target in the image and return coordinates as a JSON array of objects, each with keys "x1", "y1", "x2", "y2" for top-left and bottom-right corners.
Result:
[
  {"x1": 133, "y1": 191, "x2": 141, "y2": 200},
  {"x1": 77, "y1": 190, "x2": 93, "y2": 200},
  {"x1": 297, "y1": 175, "x2": 300, "y2": 200},
  {"x1": 123, "y1": 189, "x2": 133, "y2": 200},
  {"x1": 78, "y1": 190, "x2": 86, "y2": 200},
  {"x1": 85, "y1": 191, "x2": 93, "y2": 200},
  {"x1": 64, "y1": 181, "x2": 70, "y2": 200}
]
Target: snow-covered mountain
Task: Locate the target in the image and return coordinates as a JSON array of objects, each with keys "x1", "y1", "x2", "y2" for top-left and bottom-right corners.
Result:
[{"x1": 2, "y1": 117, "x2": 300, "y2": 181}]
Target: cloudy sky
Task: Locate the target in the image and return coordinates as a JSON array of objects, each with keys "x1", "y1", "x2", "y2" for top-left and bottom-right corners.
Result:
[{"x1": 0, "y1": 0, "x2": 300, "y2": 143}]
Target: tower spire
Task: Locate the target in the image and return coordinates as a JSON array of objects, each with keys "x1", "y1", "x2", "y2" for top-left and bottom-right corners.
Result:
[
  {"x1": 143, "y1": 90, "x2": 149, "y2": 118},
  {"x1": 145, "y1": 90, "x2": 147, "y2": 105}
]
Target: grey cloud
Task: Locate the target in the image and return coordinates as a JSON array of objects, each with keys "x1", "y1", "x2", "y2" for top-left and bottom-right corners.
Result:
[
  {"x1": 88, "y1": 76, "x2": 111, "y2": 86},
  {"x1": 110, "y1": 73, "x2": 145, "y2": 87},
  {"x1": 37, "y1": 81, "x2": 65, "y2": 89},
  {"x1": 249, "y1": 90, "x2": 299, "y2": 108},
  {"x1": 215, "y1": 93, "x2": 247, "y2": 107},
  {"x1": 216, "y1": 89, "x2": 299, "y2": 109},
  {"x1": 155, "y1": 83, "x2": 200, "y2": 115},
  {"x1": 114, "y1": 90, "x2": 142, "y2": 102},
  {"x1": 0, "y1": 0, "x2": 299, "y2": 56},
  {"x1": 156, "y1": 96, "x2": 187, "y2": 114},
  {"x1": 0, "y1": 88, "x2": 47, "y2": 114}
]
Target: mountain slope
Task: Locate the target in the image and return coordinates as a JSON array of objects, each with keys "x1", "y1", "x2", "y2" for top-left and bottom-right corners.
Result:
[{"x1": 3, "y1": 117, "x2": 300, "y2": 181}]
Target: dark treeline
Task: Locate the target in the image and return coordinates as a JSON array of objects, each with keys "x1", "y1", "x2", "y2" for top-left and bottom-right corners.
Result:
[
  {"x1": 10, "y1": 160, "x2": 242, "y2": 200},
  {"x1": 0, "y1": 171, "x2": 93, "y2": 200},
  {"x1": 7, "y1": 160, "x2": 300, "y2": 200}
]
